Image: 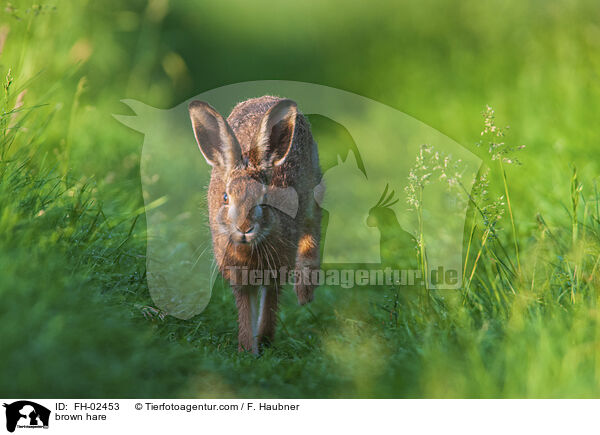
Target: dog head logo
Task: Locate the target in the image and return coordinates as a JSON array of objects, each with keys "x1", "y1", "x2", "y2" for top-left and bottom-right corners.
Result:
[
  {"x1": 3, "y1": 401, "x2": 50, "y2": 433},
  {"x1": 114, "y1": 81, "x2": 481, "y2": 319}
]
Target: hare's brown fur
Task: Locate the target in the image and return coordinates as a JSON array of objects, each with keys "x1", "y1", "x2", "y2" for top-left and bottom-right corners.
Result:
[{"x1": 189, "y1": 96, "x2": 322, "y2": 353}]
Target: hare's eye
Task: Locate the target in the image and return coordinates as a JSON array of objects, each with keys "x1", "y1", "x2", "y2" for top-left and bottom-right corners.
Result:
[{"x1": 223, "y1": 193, "x2": 229, "y2": 204}]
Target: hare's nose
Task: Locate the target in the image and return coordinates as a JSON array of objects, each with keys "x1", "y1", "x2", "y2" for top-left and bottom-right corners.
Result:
[{"x1": 236, "y1": 225, "x2": 255, "y2": 234}]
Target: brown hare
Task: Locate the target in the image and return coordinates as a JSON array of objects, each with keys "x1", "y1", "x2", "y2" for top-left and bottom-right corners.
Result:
[{"x1": 188, "y1": 96, "x2": 322, "y2": 353}]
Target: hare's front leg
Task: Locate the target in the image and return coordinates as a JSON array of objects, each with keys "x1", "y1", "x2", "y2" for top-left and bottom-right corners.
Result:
[
  {"x1": 233, "y1": 286, "x2": 259, "y2": 353},
  {"x1": 257, "y1": 285, "x2": 279, "y2": 348},
  {"x1": 294, "y1": 206, "x2": 322, "y2": 305}
]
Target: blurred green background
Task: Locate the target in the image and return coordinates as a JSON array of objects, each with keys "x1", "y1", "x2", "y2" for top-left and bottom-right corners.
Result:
[{"x1": 1, "y1": 0, "x2": 600, "y2": 398}]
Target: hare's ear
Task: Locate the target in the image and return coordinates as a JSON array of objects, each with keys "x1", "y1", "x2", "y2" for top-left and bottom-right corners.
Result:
[
  {"x1": 251, "y1": 99, "x2": 297, "y2": 168},
  {"x1": 189, "y1": 101, "x2": 242, "y2": 168}
]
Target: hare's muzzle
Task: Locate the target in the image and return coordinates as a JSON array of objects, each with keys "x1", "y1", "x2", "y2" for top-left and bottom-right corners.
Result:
[{"x1": 232, "y1": 223, "x2": 259, "y2": 244}]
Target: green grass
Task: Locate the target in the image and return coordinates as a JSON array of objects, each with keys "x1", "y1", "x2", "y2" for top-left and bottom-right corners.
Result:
[{"x1": 2, "y1": 0, "x2": 600, "y2": 398}]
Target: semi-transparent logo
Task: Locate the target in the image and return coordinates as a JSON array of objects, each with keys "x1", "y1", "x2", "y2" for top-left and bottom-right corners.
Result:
[{"x1": 114, "y1": 81, "x2": 481, "y2": 319}]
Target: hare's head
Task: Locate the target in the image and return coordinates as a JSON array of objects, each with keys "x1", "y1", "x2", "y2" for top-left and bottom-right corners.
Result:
[{"x1": 189, "y1": 99, "x2": 298, "y2": 246}]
